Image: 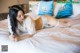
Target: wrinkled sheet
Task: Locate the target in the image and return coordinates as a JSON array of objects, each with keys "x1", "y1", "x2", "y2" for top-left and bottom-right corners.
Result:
[{"x1": 0, "y1": 19, "x2": 80, "y2": 53}]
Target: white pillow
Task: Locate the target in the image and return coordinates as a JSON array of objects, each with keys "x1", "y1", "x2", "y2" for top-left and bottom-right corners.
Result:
[
  {"x1": 29, "y1": 1, "x2": 40, "y2": 15},
  {"x1": 69, "y1": 4, "x2": 80, "y2": 18},
  {"x1": 29, "y1": 1, "x2": 54, "y2": 16}
]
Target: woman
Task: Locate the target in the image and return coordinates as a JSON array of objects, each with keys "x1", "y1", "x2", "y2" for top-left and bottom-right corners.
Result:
[
  {"x1": 8, "y1": 5, "x2": 36, "y2": 41},
  {"x1": 8, "y1": 5, "x2": 80, "y2": 41}
]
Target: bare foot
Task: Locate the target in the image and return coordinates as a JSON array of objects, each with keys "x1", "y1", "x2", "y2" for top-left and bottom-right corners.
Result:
[
  {"x1": 58, "y1": 19, "x2": 80, "y2": 28},
  {"x1": 58, "y1": 21, "x2": 71, "y2": 28},
  {"x1": 66, "y1": 19, "x2": 80, "y2": 27}
]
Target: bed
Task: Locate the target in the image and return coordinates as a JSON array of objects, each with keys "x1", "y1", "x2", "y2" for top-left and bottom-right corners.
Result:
[{"x1": 0, "y1": 17, "x2": 80, "y2": 53}]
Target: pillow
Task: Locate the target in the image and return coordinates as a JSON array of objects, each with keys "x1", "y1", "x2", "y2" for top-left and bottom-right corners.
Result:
[
  {"x1": 54, "y1": 3, "x2": 73, "y2": 19},
  {"x1": 72, "y1": 0, "x2": 80, "y2": 3},
  {"x1": 29, "y1": 1, "x2": 54, "y2": 16},
  {"x1": 38, "y1": 1, "x2": 54, "y2": 16},
  {"x1": 69, "y1": 4, "x2": 80, "y2": 19},
  {"x1": 29, "y1": 1, "x2": 40, "y2": 15}
]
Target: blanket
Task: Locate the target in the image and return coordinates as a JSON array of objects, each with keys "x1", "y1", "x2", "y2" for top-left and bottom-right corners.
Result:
[{"x1": 0, "y1": 19, "x2": 80, "y2": 53}]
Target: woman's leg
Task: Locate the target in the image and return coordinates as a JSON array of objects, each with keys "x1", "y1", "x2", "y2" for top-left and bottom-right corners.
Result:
[
  {"x1": 58, "y1": 18, "x2": 80, "y2": 27},
  {"x1": 72, "y1": 14, "x2": 80, "y2": 19},
  {"x1": 44, "y1": 15, "x2": 80, "y2": 27},
  {"x1": 43, "y1": 15, "x2": 69, "y2": 27},
  {"x1": 44, "y1": 15, "x2": 57, "y2": 26}
]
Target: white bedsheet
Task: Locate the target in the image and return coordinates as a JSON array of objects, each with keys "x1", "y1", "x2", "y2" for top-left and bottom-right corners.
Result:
[{"x1": 0, "y1": 20, "x2": 80, "y2": 53}]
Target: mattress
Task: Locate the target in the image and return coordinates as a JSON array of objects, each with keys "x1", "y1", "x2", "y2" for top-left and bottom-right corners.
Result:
[{"x1": 0, "y1": 19, "x2": 80, "y2": 53}]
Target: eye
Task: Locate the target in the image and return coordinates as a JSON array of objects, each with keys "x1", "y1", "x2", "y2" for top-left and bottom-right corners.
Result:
[
  {"x1": 18, "y1": 15, "x2": 21, "y2": 18},
  {"x1": 22, "y1": 14, "x2": 24, "y2": 17}
]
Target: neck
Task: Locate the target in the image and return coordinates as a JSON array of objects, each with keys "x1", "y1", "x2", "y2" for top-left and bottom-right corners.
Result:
[{"x1": 19, "y1": 21, "x2": 23, "y2": 25}]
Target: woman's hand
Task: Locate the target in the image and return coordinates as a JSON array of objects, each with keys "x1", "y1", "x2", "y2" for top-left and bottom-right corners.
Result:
[
  {"x1": 9, "y1": 35, "x2": 20, "y2": 42},
  {"x1": 24, "y1": 13, "x2": 39, "y2": 20},
  {"x1": 9, "y1": 34, "x2": 33, "y2": 42}
]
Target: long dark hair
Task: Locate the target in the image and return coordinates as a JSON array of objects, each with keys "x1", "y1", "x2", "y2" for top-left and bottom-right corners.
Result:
[{"x1": 9, "y1": 5, "x2": 25, "y2": 35}]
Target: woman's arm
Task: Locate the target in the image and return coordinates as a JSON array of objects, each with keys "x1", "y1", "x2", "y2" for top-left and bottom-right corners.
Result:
[
  {"x1": 16, "y1": 16, "x2": 36, "y2": 41},
  {"x1": 43, "y1": 15, "x2": 71, "y2": 27}
]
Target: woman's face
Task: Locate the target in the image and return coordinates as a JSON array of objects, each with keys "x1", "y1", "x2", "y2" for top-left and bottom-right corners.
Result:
[{"x1": 16, "y1": 10, "x2": 24, "y2": 23}]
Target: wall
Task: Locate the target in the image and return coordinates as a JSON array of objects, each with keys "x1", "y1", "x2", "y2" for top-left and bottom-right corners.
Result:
[{"x1": 0, "y1": 0, "x2": 30, "y2": 13}]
